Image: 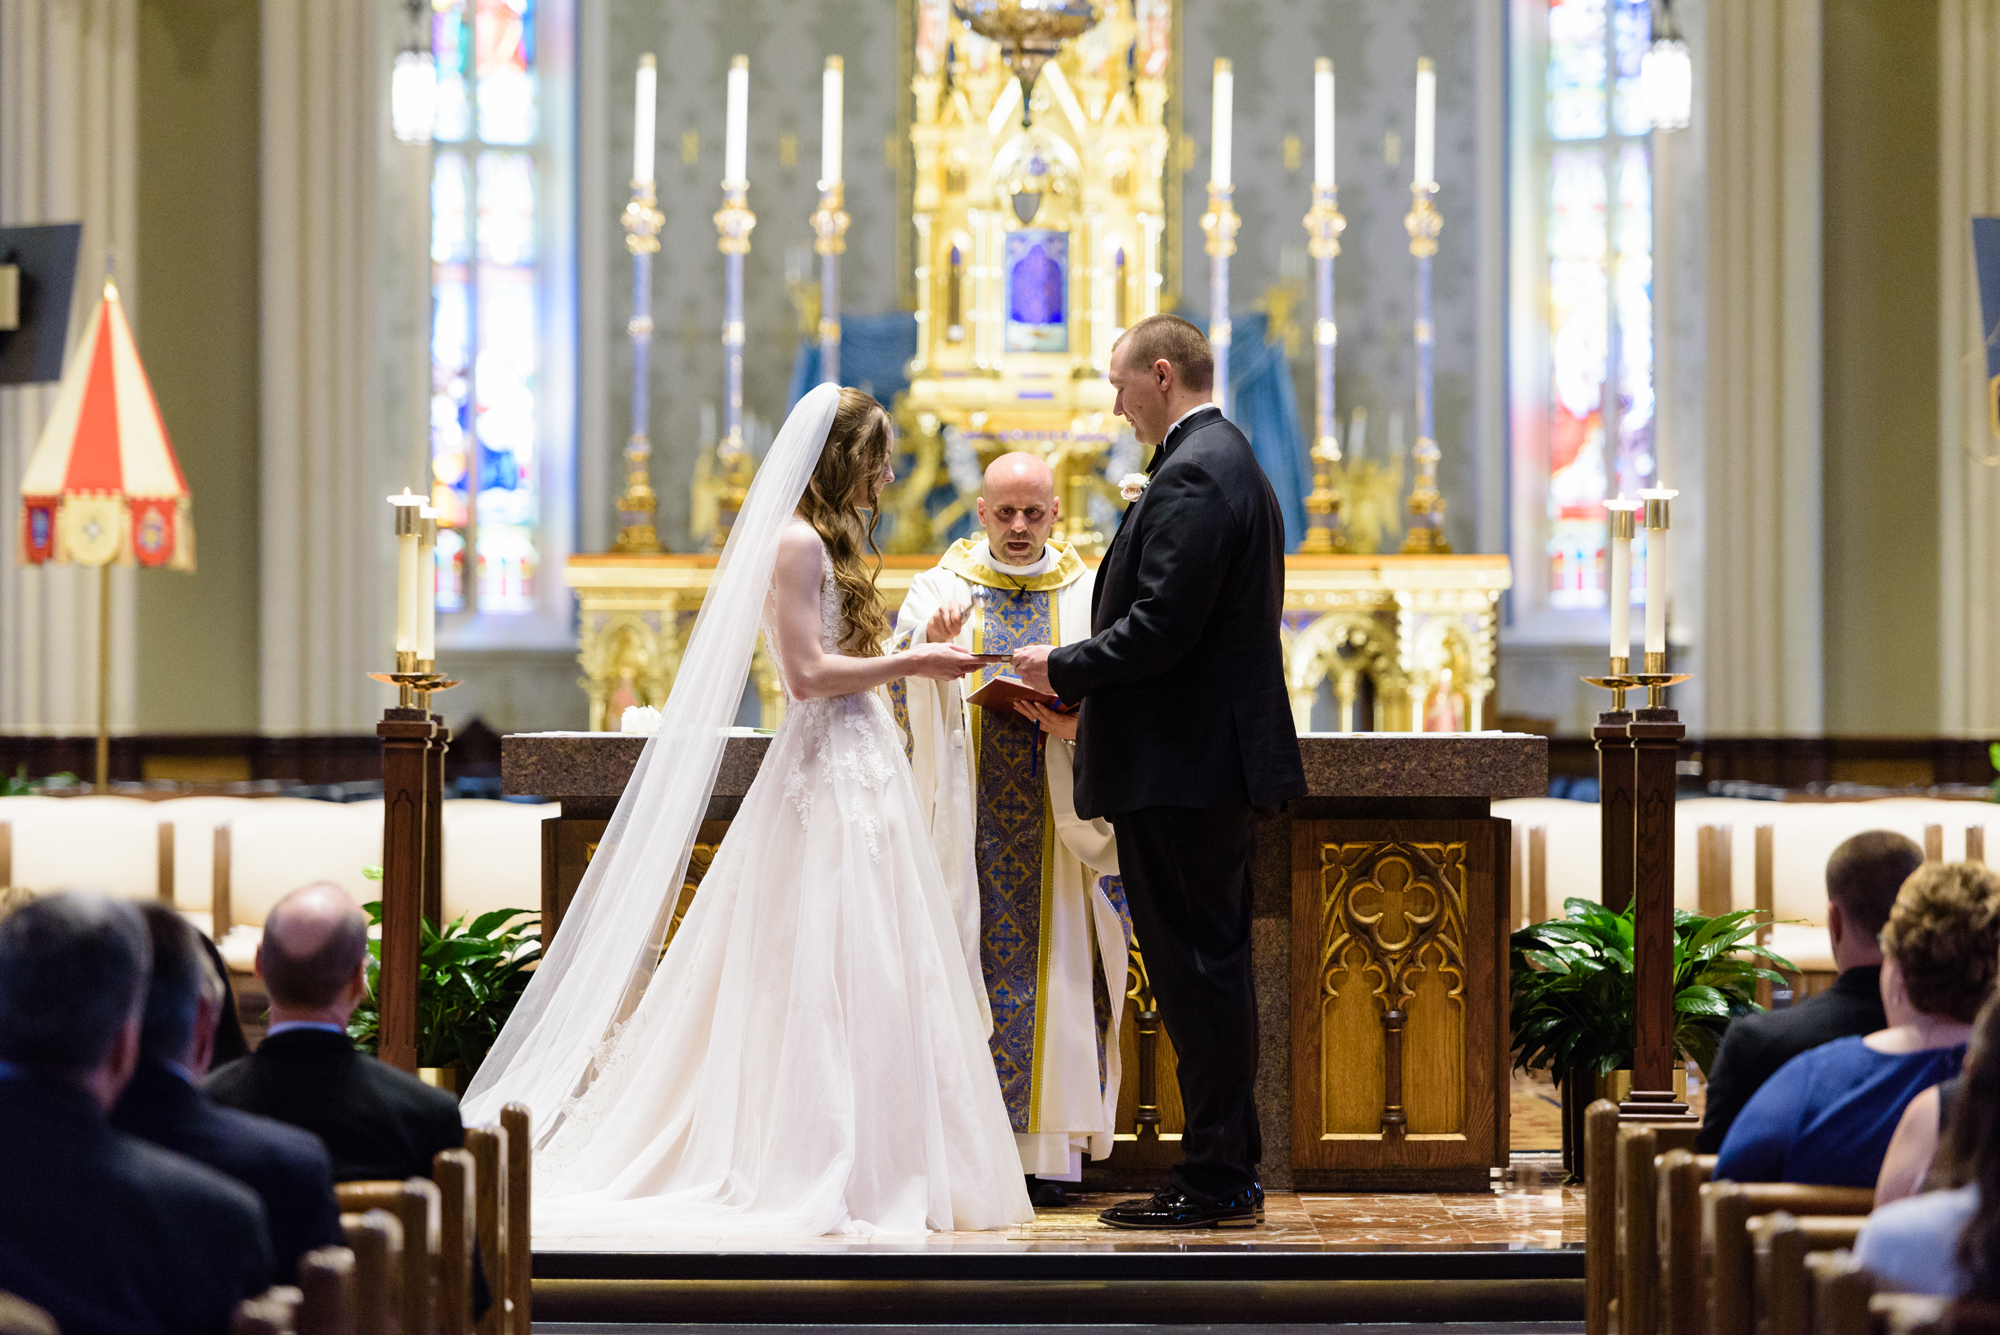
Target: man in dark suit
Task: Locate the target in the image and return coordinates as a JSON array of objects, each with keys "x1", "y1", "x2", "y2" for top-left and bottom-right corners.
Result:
[
  {"x1": 206, "y1": 883, "x2": 462, "y2": 1181},
  {"x1": 0, "y1": 892, "x2": 272, "y2": 1334},
  {"x1": 112, "y1": 904, "x2": 342, "y2": 1280},
  {"x1": 1014, "y1": 313, "x2": 1307, "y2": 1228},
  {"x1": 1696, "y1": 830, "x2": 1920, "y2": 1152}
]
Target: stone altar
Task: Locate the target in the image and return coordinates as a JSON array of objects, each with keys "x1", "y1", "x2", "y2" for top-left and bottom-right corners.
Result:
[{"x1": 506, "y1": 729, "x2": 1546, "y2": 1192}]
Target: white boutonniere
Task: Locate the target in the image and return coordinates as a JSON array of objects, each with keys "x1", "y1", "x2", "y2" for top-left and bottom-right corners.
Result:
[{"x1": 1119, "y1": 472, "x2": 1150, "y2": 503}]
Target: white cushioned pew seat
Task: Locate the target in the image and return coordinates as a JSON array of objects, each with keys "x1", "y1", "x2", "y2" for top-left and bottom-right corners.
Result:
[
  {"x1": 1493, "y1": 795, "x2": 1992, "y2": 975},
  {"x1": 0, "y1": 795, "x2": 555, "y2": 969}
]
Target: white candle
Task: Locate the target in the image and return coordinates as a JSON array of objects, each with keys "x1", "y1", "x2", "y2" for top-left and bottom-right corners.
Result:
[
  {"x1": 387, "y1": 490, "x2": 424, "y2": 655},
  {"x1": 1413, "y1": 57, "x2": 1436, "y2": 187},
  {"x1": 1640, "y1": 488, "x2": 1678, "y2": 656},
  {"x1": 1314, "y1": 58, "x2": 1335, "y2": 189},
  {"x1": 633, "y1": 55, "x2": 657, "y2": 187},
  {"x1": 1210, "y1": 58, "x2": 1233, "y2": 187},
  {"x1": 417, "y1": 506, "x2": 438, "y2": 662},
  {"x1": 725, "y1": 55, "x2": 749, "y2": 183},
  {"x1": 1606, "y1": 498, "x2": 1639, "y2": 662},
  {"x1": 821, "y1": 56, "x2": 843, "y2": 185}
]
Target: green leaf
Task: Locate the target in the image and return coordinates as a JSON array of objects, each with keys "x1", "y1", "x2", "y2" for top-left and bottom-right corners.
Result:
[{"x1": 362, "y1": 864, "x2": 383, "y2": 881}]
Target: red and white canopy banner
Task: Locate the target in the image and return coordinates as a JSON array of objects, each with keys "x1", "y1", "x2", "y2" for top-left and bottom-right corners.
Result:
[{"x1": 18, "y1": 279, "x2": 193, "y2": 570}]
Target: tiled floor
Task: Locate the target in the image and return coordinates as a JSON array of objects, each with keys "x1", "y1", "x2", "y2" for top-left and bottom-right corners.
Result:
[{"x1": 535, "y1": 1177, "x2": 1584, "y2": 1253}]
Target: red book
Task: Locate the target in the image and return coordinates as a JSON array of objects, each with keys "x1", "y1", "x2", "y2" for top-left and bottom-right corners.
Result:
[{"x1": 966, "y1": 672, "x2": 1063, "y2": 713}]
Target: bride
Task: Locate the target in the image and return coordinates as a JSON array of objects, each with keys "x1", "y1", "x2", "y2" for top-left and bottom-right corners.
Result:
[{"x1": 461, "y1": 384, "x2": 1034, "y2": 1238}]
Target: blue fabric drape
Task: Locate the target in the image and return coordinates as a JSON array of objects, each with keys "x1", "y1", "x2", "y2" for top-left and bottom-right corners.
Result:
[
  {"x1": 1187, "y1": 309, "x2": 1309, "y2": 551},
  {"x1": 790, "y1": 307, "x2": 1310, "y2": 550},
  {"x1": 786, "y1": 312, "x2": 920, "y2": 411}
]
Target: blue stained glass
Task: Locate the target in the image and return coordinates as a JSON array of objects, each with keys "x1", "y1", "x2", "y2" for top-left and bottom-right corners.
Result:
[
  {"x1": 475, "y1": 0, "x2": 537, "y2": 146},
  {"x1": 431, "y1": 154, "x2": 471, "y2": 263},
  {"x1": 433, "y1": 1, "x2": 472, "y2": 143},
  {"x1": 476, "y1": 152, "x2": 535, "y2": 265},
  {"x1": 1547, "y1": 0, "x2": 1608, "y2": 140},
  {"x1": 1611, "y1": 0, "x2": 1653, "y2": 136}
]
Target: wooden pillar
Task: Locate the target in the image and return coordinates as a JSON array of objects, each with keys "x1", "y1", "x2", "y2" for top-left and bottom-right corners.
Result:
[
  {"x1": 0, "y1": 821, "x2": 11, "y2": 888},
  {"x1": 1528, "y1": 826, "x2": 1549, "y2": 925},
  {"x1": 211, "y1": 824, "x2": 234, "y2": 942},
  {"x1": 1697, "y1": 824, "x2": 1732, "y2": 916},
  {"x1": 156, "y1": 821, "x2": 175, "y2": 905},
  {"x1": 1971, "y1": 826, "x2": 1987, "y2": 865},
  {"x1": 378, "y1": 708, "x2": 435, "y2": 1073},
  {"x1": 1755, "y1": 824, "x2": 1775, "y2": 1009},
  {"x1": 1624, "y1": 710, "x2": 1693, "y2": 1121},
  {"x1": 1597, "y1": 713, "x2": 1636, "y2": 912},
  {"x1": 424, "y1": 721, "x2": 450, "y2": 928},
  {"x1": 1925, "y1": 824, "x2": 1944, "y2": 862}
]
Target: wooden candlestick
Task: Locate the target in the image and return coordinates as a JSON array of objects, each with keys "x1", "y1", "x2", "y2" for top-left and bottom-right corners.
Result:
[
  {"x1": 377, "y1": 706, "x2": 435, "y2": 1073},
  {"x1": 1622, "y1": 705, "x2": 1694, "y2": 1122}
]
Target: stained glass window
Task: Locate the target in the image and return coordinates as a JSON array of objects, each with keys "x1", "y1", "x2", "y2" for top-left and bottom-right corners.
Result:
[
  {"x1": 1541, "y1": 0, "x2": 1655, "y2": 608},
  {"x1": 428, "y1": 0, "x2": 541, "y2": 615}
]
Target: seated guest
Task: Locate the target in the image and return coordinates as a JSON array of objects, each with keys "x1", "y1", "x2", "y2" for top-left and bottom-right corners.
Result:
[
  {"x1": 1697, "y1": 831, "x2": 1919, "y2": 1152},
  {"x1": 1716, "y1": 862, "x2": 1999, "y2": 1187},
  {"x1": 0, "y1": 893, "x2": 271, "y2": 1335},
  {"x1": 1856, "y1": 992, "x2": 2000, "y2": 1297},
  {"x1": 111, "y1": 905, "x2": 342, "y2": 1280},
  {"x1": 206, "y1": 882, "x2": 463, "y2": 1180},
  {"x1": 198, "y1": 930, "x2": 251, "y2": 1067}
]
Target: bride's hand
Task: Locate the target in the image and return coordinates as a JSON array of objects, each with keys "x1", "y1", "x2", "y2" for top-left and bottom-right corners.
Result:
[
  {"x1": 901, "y1": 642, "x2": 980, "y2": 681},
  {"x1": 925, "y1": 602, "x2": 966, "y2": 643}
]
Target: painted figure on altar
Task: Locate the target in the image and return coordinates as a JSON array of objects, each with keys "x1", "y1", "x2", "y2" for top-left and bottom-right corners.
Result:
[{"x1": 890, "y1": 453, "x2": 1133, "y2": 1207}]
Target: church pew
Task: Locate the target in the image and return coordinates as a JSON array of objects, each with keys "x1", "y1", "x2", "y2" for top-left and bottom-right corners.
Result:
[
  {"x1": 1619, "y1": 1120, "x2": 1705, "y2": 1335},
  {"x1": 296, "y1": 1246, "x2": 357, "y2": 1335},
  {"x1": 1587, "y1": 1099, "x2": 1620, "y2": 1335},
  {"x1": 1703, "y1": 1182, "x2": 1874, "y2": 1335},
  {"x1": 500, "y1": 1103, "x2": 532, "y2": 1335},
  {"x1": 432, "y1": 1150, "x2": 476, "y2": 1335},
  {"x1": 339, "y1": 1211, "x2": 401, "y2": 1335},
  {"x1": 232, "y1": 1291, "x2": 298, "y2": 1334},
  {"x1": 464, "y1": 1125, "x2": 509, "y2": 1335},
  {"x1": 335, "y1": 1177, "x2": 439, "y2": 1335},
  {"x1": 1748, "y1": 1211, "x2": 1866, "y2": 1335},
  {"x1": 1806, "y1": 1249, "x2": 1874, "y2": 1335},
  {"x1": 1659, "y1": 1150, "x2": 1718, "y2": 1335}
]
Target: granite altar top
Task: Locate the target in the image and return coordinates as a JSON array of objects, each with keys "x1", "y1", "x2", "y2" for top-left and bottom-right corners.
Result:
[{"x1": 503, "y1": 729, "x2": 1547, "y2": 801}]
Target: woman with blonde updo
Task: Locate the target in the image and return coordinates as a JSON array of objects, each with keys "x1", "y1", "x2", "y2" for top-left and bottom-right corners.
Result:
[
  {"x1": 461, "y1": 384, "x2": 1033, "y2": 1239},
  {"x1": 1716, "y1": 861, "x2": 2000, "y2": 1187}
]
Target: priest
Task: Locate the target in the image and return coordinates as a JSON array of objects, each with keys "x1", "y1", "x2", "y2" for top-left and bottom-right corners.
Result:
[{"x1": 889, "y1": 452, "x2": 1132, "y2": 1207}]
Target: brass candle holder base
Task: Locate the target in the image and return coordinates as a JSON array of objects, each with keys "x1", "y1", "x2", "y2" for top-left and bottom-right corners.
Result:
[{"x1": 369, "y1": 656, "x2": 463, "y2": 712}]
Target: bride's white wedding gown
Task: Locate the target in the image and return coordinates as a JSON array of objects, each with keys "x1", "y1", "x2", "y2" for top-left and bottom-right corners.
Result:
[{"x1": 526, "y1": 533, "x2": 1033, "y2": 1242}]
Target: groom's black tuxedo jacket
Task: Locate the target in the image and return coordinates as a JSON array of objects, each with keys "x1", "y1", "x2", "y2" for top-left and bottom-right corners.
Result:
[{"x1": 1048, "y1": 404, "x2": 1307, "y2": 819}]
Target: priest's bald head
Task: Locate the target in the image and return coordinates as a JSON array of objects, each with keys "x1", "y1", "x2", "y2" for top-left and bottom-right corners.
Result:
[
  {"x1": 257, "y1": 882, "x2": 371, "y2": 1027},
  {"x1": 977, "y1": 452, "x2": 1059, "y2": 567}
]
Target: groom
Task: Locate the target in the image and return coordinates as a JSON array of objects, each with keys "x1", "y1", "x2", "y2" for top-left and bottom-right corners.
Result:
[{"x1": 1011, "y1": 313, "x2": 1305, "y2": 1229}]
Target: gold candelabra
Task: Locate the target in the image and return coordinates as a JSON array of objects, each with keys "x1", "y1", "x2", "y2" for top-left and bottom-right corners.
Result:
[
  {"x1": 614, "y1": 179, "x2": 665, "y2": 553},
  {"x1": 711, "y1": 180, "x2": 757, "y2": 549},
  {"x1": 1202, "y1": 182, "x2": 1241, "y2": 418},
  {"x1": 1299, "y1": 182, "x2": 1348, "y2": 554},
  {"x1": 1401, "y1": 181, "x2": 1449, "y2": 553}
]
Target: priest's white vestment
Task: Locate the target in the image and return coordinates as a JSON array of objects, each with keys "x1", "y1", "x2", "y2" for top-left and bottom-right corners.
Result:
[{"x1": 888, "y1": 537, "x2": 1133, "y2": 1175}]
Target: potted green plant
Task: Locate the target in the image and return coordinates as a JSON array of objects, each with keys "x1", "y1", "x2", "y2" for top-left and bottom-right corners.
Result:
[
  {"x1": 1510, "y1": 897, "x2": 1794, "y2": 1175},
  {"x1": 347, "y1": 902, "x2": 541, "y2": 1091}
]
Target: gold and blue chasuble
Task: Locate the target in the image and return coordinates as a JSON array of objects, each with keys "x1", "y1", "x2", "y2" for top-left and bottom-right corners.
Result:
[{"x1": 887, "y1": 538, "x2": 1133, "y2": 1163}]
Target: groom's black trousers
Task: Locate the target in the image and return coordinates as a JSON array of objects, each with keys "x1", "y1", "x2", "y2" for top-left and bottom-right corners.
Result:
[{"x1": 1111, "y1": 803, "x2": 1260, "y2": 1201}]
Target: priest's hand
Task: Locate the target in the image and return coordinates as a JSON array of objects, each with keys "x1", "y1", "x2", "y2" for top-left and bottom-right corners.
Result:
[
  {"x1": 1011, "y1": 644, "x2": 1054, "y2": 694},
  {"x1": 1015, "y1": 700, "x2": 1078, "y2": 740},
  {"x1": 901, "y1": 642, "x2": 980, "y2": 681},
  {"x1": 925, "y1": 602, "x2": 966, "y2": 643}
]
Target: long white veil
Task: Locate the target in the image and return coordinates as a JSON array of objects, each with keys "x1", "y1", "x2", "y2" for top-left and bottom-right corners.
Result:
[{"x1": 461, "y1": 383, "x2": 843, "y2": 1134}]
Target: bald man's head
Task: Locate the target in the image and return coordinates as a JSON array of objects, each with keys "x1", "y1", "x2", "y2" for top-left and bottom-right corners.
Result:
[
  {"x1": 977, "y1": 452, "x2": 1059, "y2": 566},
  {"x1": 257, "y1": 882, "x2": 370, "y2": 1012}
]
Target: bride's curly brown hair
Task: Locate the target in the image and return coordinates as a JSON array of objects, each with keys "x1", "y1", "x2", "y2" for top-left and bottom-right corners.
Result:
[{"x1": 797, "y1": 388, "x2": 894, "y2": 656}]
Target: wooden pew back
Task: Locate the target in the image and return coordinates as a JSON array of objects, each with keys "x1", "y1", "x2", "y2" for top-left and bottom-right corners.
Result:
[
  {"x1": 1747, "y1": 1211, "x2": 1865, "y2": 1335},
  {"x1": 1702, "y1": 1181, "x2": 1873, "y2": 1335},
  {"x1": 339, "y1": 1210, "x2": 402, "y2": 1335},
  {"x1": 1659, "y1": 1150, "x2": 1717, "y2": 1335},
  {"x1": 335, "y1": 1179, "x2": 439, "y2": 1335}
]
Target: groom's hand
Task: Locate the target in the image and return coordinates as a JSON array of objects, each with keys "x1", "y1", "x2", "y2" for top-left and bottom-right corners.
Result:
[{"x1": 1012, "y1": 644, "x2": 1055, "y2": 694}]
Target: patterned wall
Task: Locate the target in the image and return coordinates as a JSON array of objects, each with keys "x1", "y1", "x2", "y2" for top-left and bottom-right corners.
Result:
[{"x1": 591, "y1": 0, "x2": 1490, "y2": 553}]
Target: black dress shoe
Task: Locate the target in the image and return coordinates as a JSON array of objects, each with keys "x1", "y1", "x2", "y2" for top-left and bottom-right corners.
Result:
[
  {"x1": 1097, "y1": 1186, "x2": 1261, "y2": 1230},
  {"x1": 1025, "y1": 1176, "x2": 1072, "y2": 1208}
]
